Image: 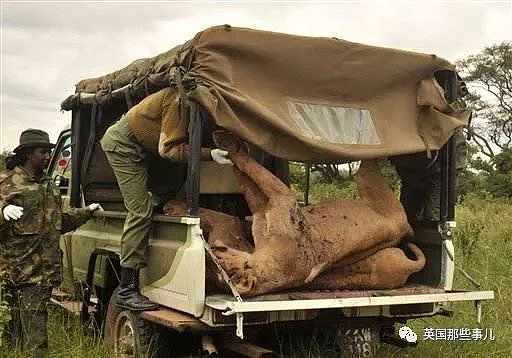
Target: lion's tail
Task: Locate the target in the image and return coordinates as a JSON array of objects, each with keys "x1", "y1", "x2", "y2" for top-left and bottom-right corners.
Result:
[{"x1": 406, "y1": 243, "x2": 426, "y2": 273}]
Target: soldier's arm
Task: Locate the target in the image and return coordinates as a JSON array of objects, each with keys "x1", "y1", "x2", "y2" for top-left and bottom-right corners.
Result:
[
  {"x1": 0, "y1": 205, "x2": 7, "y2": 229},
  {"x1": 61, "y1": 207, "x2": 93, "y2": 234},
  {"x1": 0, "y1": 176, "x2": 15, "y2": 230},
  {"x1": 0, "y1": 200, "x2": 7, "y2": 230},
  {"x1": 157, "y1": 90, "x2": 212, "y2": 162}
]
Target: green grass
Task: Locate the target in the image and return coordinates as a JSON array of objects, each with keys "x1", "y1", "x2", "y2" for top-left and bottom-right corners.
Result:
[
  {"x1": 47, "y1": 308, "x2": 112, "y2": 358},
  {"x1": 0, "y1": 307, "x2": 112, "y2": 358},
  {"x1": 377, "y1": 194, "x2": 512, "y2": 358},
  {"x1": 0, "y1": 194, "x2": 510, "y2": 357}
]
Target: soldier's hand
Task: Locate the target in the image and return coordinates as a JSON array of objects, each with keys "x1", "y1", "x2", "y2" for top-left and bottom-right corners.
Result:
[
  {"x1": 3, "y1": 204, "x2": 24, "y2": 221},
  {"x1": 87, "y1": 203, "x2": 104, "y2": 212},
  {"x1": 211, "y1": 148, "x2": 233, "y2": 165}
]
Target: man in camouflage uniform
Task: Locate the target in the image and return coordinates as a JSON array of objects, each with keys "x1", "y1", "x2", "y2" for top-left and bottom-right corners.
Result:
[
  {"x1": 0, "y1": 129, "x2": 101, "y2": 357},
  {"x1": 393, "y1": 129, "x2": 468, "y2": 221}
]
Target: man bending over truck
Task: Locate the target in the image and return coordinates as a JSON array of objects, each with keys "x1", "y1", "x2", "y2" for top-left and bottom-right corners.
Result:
[{"x1": 101, "y1": 87, "x2": 233, "y2": 311}]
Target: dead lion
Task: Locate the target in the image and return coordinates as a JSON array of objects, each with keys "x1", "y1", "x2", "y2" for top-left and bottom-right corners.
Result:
[
  {"x1": 307, "y1": 243, "x2": 426, "y2": 290},
  {"x1": 208, "y1": 132, "x2": 413, "y2": 297},
  {"x1": 163, "y1": 202, "x2": 424, "y2": 293}
]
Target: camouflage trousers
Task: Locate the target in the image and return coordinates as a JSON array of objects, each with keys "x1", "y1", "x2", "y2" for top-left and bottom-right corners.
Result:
[
  {"x1": 396, "y1": 129, "x2": 467, "y2": 222},
  {"x1": 100, "y1": 118, "x2": 153, "y2": 269},
  {"x1": 1, "y1": 284, "x2": 52, "y2": 358},
  {"x1": 400, "y1": 172, "x2": 441, "y2": 221}
]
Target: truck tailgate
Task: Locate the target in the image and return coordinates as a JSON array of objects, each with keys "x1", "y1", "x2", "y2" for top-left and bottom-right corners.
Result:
[{"x1": 205, "y1": 285, "x2": 494, "y2": 315}]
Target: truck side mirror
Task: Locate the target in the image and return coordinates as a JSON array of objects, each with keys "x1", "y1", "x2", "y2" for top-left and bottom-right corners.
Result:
[{"x1": 54, "y1": 174, "x2": 69, "y2": 194}]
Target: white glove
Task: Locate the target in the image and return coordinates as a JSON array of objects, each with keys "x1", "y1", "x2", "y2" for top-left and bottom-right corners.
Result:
[
  {"x1": 210, "y1": 149, "x2": 233, "y2": 165},
  {"x1": 87, "y1": 203, "x2": 104, "y2": 212},
  {"x1": 3, "y1": 204, "x2": 24, "y2": 221}
]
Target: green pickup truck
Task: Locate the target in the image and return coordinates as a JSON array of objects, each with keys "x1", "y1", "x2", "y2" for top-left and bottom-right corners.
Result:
[{"x1": 50, "y1": 26, "x2": 493, "y2": 357}]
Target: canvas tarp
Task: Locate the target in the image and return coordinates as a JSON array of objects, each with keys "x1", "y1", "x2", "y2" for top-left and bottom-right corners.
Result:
[{"x1": 61, "y1": 25, "x2": 469, "y2": 163}]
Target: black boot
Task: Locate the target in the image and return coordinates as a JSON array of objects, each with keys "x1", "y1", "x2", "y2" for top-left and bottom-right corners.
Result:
[{"x1": 116, "y1": 267, "x2": 159, "y2": 311}]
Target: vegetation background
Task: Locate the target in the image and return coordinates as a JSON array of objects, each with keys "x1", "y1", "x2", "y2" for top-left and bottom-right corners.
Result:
[{"x1": 0, "y1": 42, "x2": 510, "y2": 357}]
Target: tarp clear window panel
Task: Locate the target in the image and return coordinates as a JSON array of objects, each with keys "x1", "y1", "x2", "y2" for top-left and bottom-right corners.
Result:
[{"x1": 287, "y1": 101, "x2": 381, "y2": 145}]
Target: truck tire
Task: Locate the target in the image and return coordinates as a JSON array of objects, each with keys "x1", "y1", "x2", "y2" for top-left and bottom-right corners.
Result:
[
  {"x1": 104, "y1": 287, "x2": 121, "y2": 344},
  {"x1": 336, "y1": 324, "x2": 380, "y2": 358},
  {"x1": 104, "y1": 288, "x2": 157, "y2": 358},
  {"x1": 114, "y1": 310, "x2": 154, "y2": 357}
]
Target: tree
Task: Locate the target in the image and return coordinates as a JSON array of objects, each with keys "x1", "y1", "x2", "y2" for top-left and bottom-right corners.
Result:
[
  {"x1": 476, "y1": 148, "x2": 512, "y2": 198},
  {"x1": 311, "y1": 163, "x2": 356, "y2": 184},
  {"x1": 457, "y1": 42, "x2": 512, "y2": 158},
  {"x1": 455, "y1": 43, "x2": 512, "y2": 199}
]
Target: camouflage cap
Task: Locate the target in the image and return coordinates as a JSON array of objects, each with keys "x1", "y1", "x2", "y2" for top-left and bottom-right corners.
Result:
[{"x1": 14, "y1": 128, "x2": 55, "y2": 153}]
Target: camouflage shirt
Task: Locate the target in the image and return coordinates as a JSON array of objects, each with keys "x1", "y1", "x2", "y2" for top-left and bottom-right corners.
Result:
[{"x1": 0, "y1": 166, "x2": 92, "y2": 286}]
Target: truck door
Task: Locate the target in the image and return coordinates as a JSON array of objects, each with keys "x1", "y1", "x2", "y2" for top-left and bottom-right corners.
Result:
[{"x1": 48, "y1": 130, "x2": 73, "y2": 209}]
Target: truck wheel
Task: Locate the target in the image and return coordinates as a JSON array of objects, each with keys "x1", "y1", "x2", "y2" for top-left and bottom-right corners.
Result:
[
  {"x1": 104, "y1": 287, "x2": 120, "y2": 344},
  {"x1": 336, "y1": 325, "x2": 380, "y2": 358},
  {"x1": 104, "y1": 288, "x2": 156, "y2": 358},
  {"x1": 114, "y1": 310, "x2": 153, "y2": 357}
]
